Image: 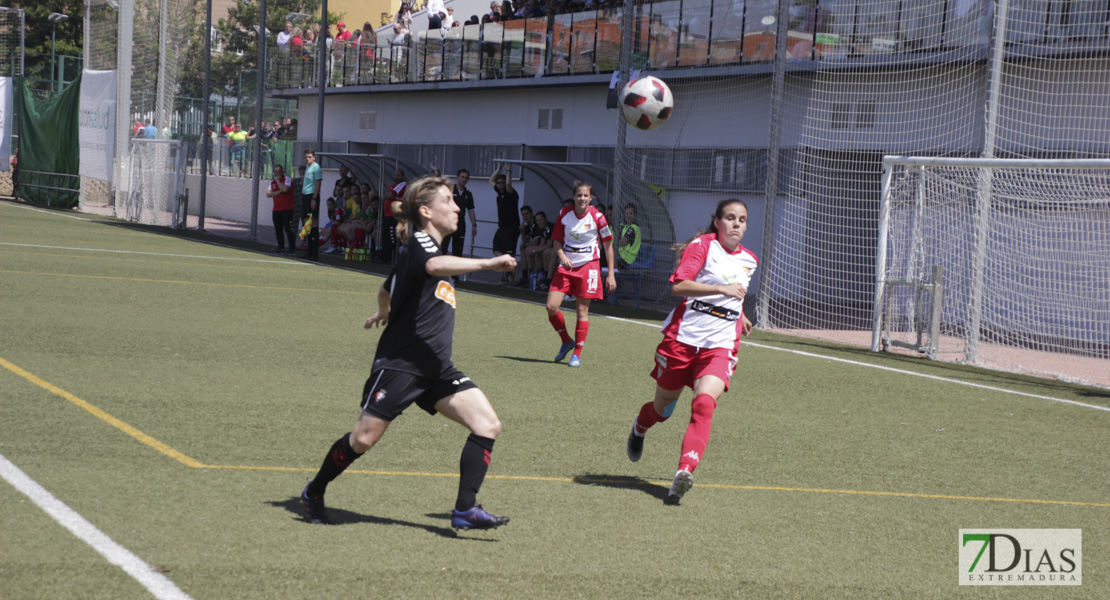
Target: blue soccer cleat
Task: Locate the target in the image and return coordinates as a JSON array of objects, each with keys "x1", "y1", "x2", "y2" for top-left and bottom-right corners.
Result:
[
  {"x1": 451, "y1": 505, "x2": 510, "y2": 530},
  {"x1": 555, "y1": 341, "x2": 575, "y2": 362},
  {"x1": 568, "y1": 354, "x2": 581, "y2": 367}
]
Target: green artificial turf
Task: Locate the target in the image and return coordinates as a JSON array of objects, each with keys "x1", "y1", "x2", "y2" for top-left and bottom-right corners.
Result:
[{"x1": 2, "y1": 200, "x2": 1108, "y2": 599}]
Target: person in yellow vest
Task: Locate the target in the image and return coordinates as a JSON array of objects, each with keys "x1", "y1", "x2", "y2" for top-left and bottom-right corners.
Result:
[
  {"x1": 228, "y1": 125, "x2": 249, "y2": 174},
  {"x1": 618, "y1": 203, "x2": 642, "y2": 267}
]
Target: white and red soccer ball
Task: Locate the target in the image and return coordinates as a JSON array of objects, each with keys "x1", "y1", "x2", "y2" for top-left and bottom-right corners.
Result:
[{"x1": 620, "y1": 76, "x2": 674, "y2": 131}]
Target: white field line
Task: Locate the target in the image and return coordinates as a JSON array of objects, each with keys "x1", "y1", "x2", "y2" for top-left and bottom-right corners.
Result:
[
  {"x1": 609, "y1": 317, "x2": 1110, "y2": 413},
  {"x1": 0, "y1": 454, "x2": 193, "y2": 600},
  {"x1": 0, "y1": 242, "x2": 307, "y2": 266}
]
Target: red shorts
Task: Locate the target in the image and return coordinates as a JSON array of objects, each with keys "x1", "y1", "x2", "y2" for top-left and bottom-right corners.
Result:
[
  {"x1": 649, "y1": 338, "x2": 735, "y2": 392},
  {"x1": 549, "y1": 260, "x2": 604, "y2": 300}
]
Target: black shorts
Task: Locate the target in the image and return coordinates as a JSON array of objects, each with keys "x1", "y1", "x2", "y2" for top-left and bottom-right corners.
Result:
[
  {"x1": 492, "y1": 227, "x2": 518, "y2": 255},
  {"x1": 360, "y1": 368, "x2": 478, "y2": 421}
]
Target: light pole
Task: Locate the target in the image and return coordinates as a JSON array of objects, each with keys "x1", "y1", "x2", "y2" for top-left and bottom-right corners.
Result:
[{"x1": 49, "y1": 12, "x2": 70, "y2": 93}]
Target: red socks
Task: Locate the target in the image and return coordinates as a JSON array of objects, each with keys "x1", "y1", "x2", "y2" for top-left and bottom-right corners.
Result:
[
  {"x1": 573, "y1": 320, "x2": 589, "y2": 357},
  {"x1": 548, "y1": 312, "x2": 573, "y2": 344},
  {"x1": 678, "y1": 394, "x2": 717, "y2": 473},
  {"x1": 634, "y1": 400, "x2": 668, "y2": 436},
  {"x1": 548, "y1": 313, "x2": 590, "y2": 357}
]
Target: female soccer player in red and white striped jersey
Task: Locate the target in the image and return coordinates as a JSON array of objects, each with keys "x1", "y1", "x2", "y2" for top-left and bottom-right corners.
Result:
[
  {"x1": 544, "y1": 181, "x2": 617, "y2": 367},
  {"x1": 625, "y1": 198, "x2": 757, "y2": 505}
]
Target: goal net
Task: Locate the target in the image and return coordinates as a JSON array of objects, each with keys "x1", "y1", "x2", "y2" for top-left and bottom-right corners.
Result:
[
  {"x1": 121, "y1": 137, "x2": 186, "y2": 227},
  {"x1": 875, "y1": 156, "x2": 1110, "y2": 386}
]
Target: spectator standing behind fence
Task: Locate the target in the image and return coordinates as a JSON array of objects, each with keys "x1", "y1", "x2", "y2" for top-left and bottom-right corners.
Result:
[
  {"x1": 266, "y1": 165, "x2": 297, "y2": 256},
  {"x1": 277, "y1": 21, "x2": 293, "y2": 46}
]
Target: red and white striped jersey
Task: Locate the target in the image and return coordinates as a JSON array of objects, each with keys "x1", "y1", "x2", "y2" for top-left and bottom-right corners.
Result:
[
  {"x1": 553, "y1": 206, "x2": 613, "y2": 268},
  {"x1": 661, "y1": 233, "x2": 759, "y2": 351}
]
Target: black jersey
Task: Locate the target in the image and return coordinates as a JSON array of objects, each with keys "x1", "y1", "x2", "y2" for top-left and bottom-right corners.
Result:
[
  {"x1": 373, "y1": 231, "x2": 457, "y2": 378},
  {"x1": 495, "y1": 189, "x2": 519, "y2": 229},
  {"x1": 452, "y1": 185, "x2": 474, "y2": 231}
]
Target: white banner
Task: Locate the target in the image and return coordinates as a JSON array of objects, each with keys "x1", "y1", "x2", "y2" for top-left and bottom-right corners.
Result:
[
  {"x1": 0, "y1": 77, "x2": 11, "y2": 172},
  {"x1": 79, "y1": 69, "x2": 117, "y2": 183}
]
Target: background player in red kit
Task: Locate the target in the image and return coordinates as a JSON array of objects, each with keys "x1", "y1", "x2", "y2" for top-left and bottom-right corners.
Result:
[
  {"x1": 544, "y1": 181, "x2": 617, "y2": 367},
  {"x1": 625, "y1": 199, "x2": 757, "y2": 505}
]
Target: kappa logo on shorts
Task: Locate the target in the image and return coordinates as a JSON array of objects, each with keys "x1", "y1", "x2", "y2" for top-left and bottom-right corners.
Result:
[
  {"x1": 435, "y1": 280, "x2": 457, "y2": 308},
  {"x1": 452, "y1": 376, "x2": 472, "y2": 386}
]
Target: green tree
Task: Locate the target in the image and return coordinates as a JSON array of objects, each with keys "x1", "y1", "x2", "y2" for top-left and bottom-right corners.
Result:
[{"x1": 3, "y1": 1, "x2": 84, "y2": 90}]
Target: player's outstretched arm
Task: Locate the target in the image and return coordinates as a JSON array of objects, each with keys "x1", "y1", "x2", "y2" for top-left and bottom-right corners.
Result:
[{"x1": 426, "y1": 254, "x2": 516, "y2": 277}]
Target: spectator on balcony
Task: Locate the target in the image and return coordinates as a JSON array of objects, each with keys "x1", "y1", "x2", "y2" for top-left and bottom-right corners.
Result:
[
  {"x1": 443, "y1": 7, "x2": 457, "y2": 30},
  {"x1": 500, "y1": 1, "x2": 514, "y2": 21},
  {"x1": 427, "y1": 0, "x2": 447, "y2": 29},
  {"x1": 397, "y1": 3, "x2": 414, "y2": 31},
  {"x1": 277, "y1": 21, "x2": 293, "y2": 46},
  {"x1": 483, "y1": 1, "x2": 501, "y2": 23},
  {"x1": 291, "y1": 27, "x2": 305, "y2": 49},
  {"x1": 335, "y1": 21, "x2": 352, "y2": 43}
]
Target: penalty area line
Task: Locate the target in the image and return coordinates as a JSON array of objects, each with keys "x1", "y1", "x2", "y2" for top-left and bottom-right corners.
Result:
[{"x1": 0, "y1": 454, "x2": 193, "y2": 600}]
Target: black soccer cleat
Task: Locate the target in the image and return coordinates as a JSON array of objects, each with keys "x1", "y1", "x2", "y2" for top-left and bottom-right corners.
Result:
[
  {"x1": 626, "y1": 423, "x2": 644, "y2": 462},
  {"x1": 451, "y1": 505, "x2": 510, "y2": 530},
  {"x1": 301, "y1": 482, "x2": 331, "y2": 524}
]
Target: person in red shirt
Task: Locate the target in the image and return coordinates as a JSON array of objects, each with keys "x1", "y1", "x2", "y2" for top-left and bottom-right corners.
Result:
[
  {"x1": 625, "y1": 199, "x2": 757, "y2": 505},
  {"x1": 335, "y1": 21, "x2": 352, "y2": 42},
  {"x1": 265, "y1": 164, "x2": 297, "y2": 255},
  {"x1": 544, "y1": 181, "x2": 617, "y2": 367},
  {"x1": 379, "y1": 168, "x2": 407, "y2": 262}
]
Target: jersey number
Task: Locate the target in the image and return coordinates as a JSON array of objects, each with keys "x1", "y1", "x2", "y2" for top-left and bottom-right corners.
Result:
[{"x1": 587, "y1": 269, "x2": 599, "y2": 294}]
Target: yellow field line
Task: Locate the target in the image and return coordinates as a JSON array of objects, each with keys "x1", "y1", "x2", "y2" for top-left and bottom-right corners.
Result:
[
  {"x1": 0, "y1": 357, "x2": 207, "y2": 469},
  {"x1": 5, "y1": 356, "x2": 1109, "y2": 509}
]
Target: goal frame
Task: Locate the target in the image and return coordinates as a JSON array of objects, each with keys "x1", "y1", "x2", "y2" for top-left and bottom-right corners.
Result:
[{"x1": 872, "y1": 155, "x2": 1110, "y2": 365}]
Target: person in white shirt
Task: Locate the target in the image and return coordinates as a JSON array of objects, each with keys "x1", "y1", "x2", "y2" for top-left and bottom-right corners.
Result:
[
  {"x1": 427, "y1": 0, "x2": 447, "y2": 29},
  {"x1": 277, "y1": 21, "x2": 293, "y2": 46}
]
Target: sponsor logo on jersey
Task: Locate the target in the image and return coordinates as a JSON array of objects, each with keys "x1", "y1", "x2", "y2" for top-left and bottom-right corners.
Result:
[{"x1": 435, "y1": 280, "x2": 457, "y2": 308}]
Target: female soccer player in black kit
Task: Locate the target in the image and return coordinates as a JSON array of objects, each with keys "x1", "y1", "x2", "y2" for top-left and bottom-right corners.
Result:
[{"x1": 301, "y1": 176, "x2": 517, "y2": 530}]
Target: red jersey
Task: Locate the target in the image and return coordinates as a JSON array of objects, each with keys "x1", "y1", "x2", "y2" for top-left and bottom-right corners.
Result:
[
  {"x1": 552, "y1": 206, "x2": 612, "y2": 268},
  {"x1": 660, "y1": 233, "x2": 758, "y2": 352},
  {"x1": 385, "y1": 181, "x2": 407, "y2": 217},
  {"x1": 269, "y1": 176, "x2": 295, "y2": 211}
]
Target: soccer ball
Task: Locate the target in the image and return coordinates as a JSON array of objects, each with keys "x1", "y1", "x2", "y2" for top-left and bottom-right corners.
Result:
[{"x1": 620, "y1": 76, "x2": 674, "y2": 131}]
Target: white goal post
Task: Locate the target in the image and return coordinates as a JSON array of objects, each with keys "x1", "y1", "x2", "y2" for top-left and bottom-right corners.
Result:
[
  {"x1": 873, "y1": 155, "x2": 1110, "y2": 386},
  {"x1": 118, "y1": 138, "x2": 187, "y2": 227}
]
